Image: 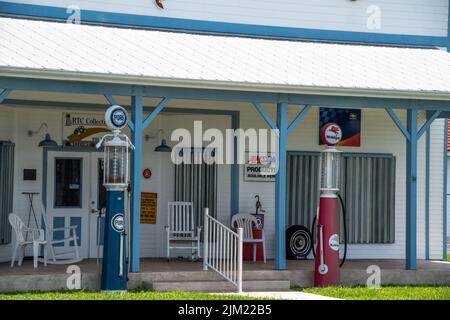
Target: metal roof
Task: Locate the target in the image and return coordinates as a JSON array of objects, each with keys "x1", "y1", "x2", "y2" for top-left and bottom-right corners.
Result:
[{"x1": 1, "y1": 17, "x2": 450, "y2": 99}]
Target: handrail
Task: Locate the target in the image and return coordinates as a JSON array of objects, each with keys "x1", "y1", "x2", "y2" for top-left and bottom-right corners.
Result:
[{"x1": 202, "y1": 208, "x2": 243, "y2": 293}]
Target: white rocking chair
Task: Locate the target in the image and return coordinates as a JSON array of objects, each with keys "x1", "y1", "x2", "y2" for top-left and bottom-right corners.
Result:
[
  {"x1": 40, "y1": 204, "x2": 82, "y2": 264},
  {"x1": 165, "y1": 201, "x2": 202, "y2": 261},
  {"x1": 9, "y1": 213, "x2": 47, "y2": 268}
]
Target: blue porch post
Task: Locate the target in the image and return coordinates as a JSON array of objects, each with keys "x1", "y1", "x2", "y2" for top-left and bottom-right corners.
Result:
[
  {"x1": 275, "y1": 102, "x2": 288, "y2": 270},
  {"x1": 406, "y1": 109, "x2": 418, "y2": 270},
  {"x1": 130, "y1": 95, "x2": 143, "y2": 272}
]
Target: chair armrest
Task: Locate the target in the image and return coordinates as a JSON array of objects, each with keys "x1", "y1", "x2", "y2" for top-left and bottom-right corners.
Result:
[
  {"x1": 25, "y1": 227, "x2": 45, "y2": 242},
  {"x1": 48, "y1": 225, "x2": 77, "y2": 232}
]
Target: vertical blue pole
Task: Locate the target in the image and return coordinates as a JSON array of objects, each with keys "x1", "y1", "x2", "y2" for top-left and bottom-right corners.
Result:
[
  {"x1": 425, "y1": 127, "x2": 430, "y2": 260},
  {"x1": 443, "y1": 119, "x2": 448, "y2": 260},
  {"x1": 275, "y1": 102, "x2": 288, "y2": 270},
  {"x1": 231, "y1": 112, "x2": 240, "y2": 215},
  {"x1": 130, "y1": 95, "x2": 143, "y2": 272},
  {"x1": 406, "y1": 109, "x2": 418, "y2": 270}
]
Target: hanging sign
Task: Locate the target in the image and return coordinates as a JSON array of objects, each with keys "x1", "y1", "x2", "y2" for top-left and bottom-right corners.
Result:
[
  {"x1": 319, "y1": 108, "x2": 361, "y2": 147},
  {"x1": 140, "y1": 192, "x2": 158, "y2": 224}
]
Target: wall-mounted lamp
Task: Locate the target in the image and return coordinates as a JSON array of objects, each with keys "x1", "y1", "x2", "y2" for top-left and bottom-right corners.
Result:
[
  {"x1": 144, "y1": 129, "x2": 172, "y2": 152},
  {"x1": 27, "y1": 123, "x2": 57, "y2": 147}
]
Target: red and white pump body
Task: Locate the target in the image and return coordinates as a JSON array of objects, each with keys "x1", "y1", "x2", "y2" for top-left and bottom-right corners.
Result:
[{"x1": 314, "y1": 123, "x2": 342, "y2": 287}]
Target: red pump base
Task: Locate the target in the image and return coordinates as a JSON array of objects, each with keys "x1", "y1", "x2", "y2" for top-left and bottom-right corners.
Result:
[{"x1": 314, "y1": 195, "x2": 340, "y2": 287}]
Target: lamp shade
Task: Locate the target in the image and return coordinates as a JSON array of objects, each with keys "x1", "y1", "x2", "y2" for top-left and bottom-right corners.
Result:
[
  {"x1": 154, "y1": 139, "x2": 172, "y2": 152},
  {"x1": 38, "y1": 133, "x2": 58, "y2": 147}
]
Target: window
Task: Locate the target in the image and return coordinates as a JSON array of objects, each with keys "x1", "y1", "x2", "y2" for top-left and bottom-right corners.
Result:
[
  {"x1": 174, "y1": 149, "x2": 217, "y2": 224},
  {"x1": 54, "y1": 158, "x2": 82, "y2": 207},
  {"x1": 286, "y1": 152, "x2": 395, "y2": 244}
]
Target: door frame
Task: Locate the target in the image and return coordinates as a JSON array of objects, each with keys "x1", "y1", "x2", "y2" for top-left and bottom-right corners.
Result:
[{"x1": 43, "y1": 147, "x2": 103, "y2": 258}]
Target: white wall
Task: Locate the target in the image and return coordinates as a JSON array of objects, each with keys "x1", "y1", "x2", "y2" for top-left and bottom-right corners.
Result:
[
  {"x1": 429, "y1": 119, "x2": 445, "y2": 259},
  {"x1": 0, "y1": 94, "x2": 446, "y2": 262},
  {"x1": 5, "y1": 0, "x2": 449, "y2": 37}
]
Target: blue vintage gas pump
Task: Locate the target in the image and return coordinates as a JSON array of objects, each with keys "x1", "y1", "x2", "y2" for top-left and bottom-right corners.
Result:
[{"x1": 96, "y1": 105, "x2": 134, "y2": 291}]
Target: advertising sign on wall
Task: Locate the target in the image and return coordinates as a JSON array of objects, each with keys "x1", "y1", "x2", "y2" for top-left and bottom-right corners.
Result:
[
  {"x1": 62, "y1": 112, "x2": 110, "y2": 148},
  {"x1": 140, "y1": 192, "x2": 158, "y2": 224},
  {"x1": 319, "y1": 108, "x2": 361, "y2": 147},
  {"x1": 244, "y1": 152, "x2": 277, "y2": 182}
]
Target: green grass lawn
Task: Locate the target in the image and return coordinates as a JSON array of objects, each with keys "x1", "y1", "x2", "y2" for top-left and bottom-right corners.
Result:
[
  {"x1": 0, "y1": 289, "x2": 257, "y2": 300},
  {"x1": 300, "y1": 286, "x2": 450, "y2": 300}
]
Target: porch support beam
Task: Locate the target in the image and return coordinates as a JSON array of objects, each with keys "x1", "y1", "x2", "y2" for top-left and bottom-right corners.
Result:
[
  {"x1": 0, "y1": 89, "x2": 12, "y2": 104},
  {"x1": 418, "y1": 110, "x2": 441, "y2": 138},
  {"x1": 142, "y1": 97, "x2": 169, "y2": 129},
  {"x1": 130, "y1": 95, "x2": 143, "y2": 272},
  {"x1": 253, "y1": 103, "x2": 277, "y2": 131},
  {"x1": 104, "y1": 94, "x2": 135, "y2": 131},
  {"x1": 287, "y1": 105, "x2": 311, "y2": 135},
  {"x1": 405, "y1": 108, "x2": 418, "y2": 270},
  {"x1": 5, "y1": 77, "x2": 450, "y2": 111},
  {"x1": 385, "y1": 108, "x2": 411, "y2": 141},
  {"x1": 275, "y1": 102, "x2": 288, "y2": 270}
]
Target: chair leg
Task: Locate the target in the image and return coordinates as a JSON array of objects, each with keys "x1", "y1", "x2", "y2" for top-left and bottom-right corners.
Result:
[
  {"x1": 43, "y1": 244, "x2": 48, "y2": 267},
  {"x1": 33, "y1": 242, "x2": 39, "y2": 268},
  {"x1": 18, "y1": 245, "x2": 25, "y2": 266},
  {"x1": 72, "y1": 230, "x2": 80, "y2": 259},
  {"x1": 10, "y1": 242, "x2": 18, "y2": 267},
  {"x1": 253, "y1": 244, "x2": 256, "y2": 262},
  {"x1": 262, "y1": 241, "x2": 266, "y2": 264}
]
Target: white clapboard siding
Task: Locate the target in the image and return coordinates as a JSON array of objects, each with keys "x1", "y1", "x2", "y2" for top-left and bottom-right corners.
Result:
[{"x1": 4, "y1": 0, "x2": 449, "y2": 37}]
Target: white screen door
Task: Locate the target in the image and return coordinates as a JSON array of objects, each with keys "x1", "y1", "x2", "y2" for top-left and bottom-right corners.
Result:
[{"x1": 47, "y1": 151, "x2": 105, "y2": 259}]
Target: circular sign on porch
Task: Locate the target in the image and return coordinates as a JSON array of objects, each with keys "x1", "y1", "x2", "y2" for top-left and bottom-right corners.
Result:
[
  {"x1": 111, "y1": 213, "x2": 125, "y2": 233},
  {"x1": 142, "y1": 168, "x2": 152, "y2": 180},
  {"x1": 105, "y1": 105, "x2": 128, "y2": 130},
  {"x1": 321, "y1": 123, "x2": 342, "y2": 146}
]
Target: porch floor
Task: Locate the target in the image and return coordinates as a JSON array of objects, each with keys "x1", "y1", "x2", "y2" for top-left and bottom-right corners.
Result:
[
  {"x1": 0, "y1": 258, "x2": 449, "y2": 275},
  {"x1": 0, "y1": 258, "x2": 448, "y2": 293}
]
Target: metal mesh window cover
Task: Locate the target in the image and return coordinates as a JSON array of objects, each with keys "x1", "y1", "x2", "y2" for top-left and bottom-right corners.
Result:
[
  {"x1": 174, "y1": 149, "x2": 218, "y2": 225},
  {"x1": 286, "y1": 152, "x2": 395, "y2": 244},
  {"x1": 0, "y1": 141, "x2": 15, "y2": 244}
]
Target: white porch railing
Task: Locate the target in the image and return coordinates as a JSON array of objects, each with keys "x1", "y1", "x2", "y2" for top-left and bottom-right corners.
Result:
[{"x1": 202, "y1": 208, "x2": 243, "y2": 293}]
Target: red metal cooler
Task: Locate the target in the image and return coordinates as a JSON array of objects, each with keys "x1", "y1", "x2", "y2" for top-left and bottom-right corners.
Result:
[{"x1": 243, "y1": 213, "x2": 264, "y2": 261}]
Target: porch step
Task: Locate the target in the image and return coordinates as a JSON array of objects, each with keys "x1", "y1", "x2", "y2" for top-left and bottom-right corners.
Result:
[{"x1": 149, "y1": 280, "x2": 291, "y2": 292}]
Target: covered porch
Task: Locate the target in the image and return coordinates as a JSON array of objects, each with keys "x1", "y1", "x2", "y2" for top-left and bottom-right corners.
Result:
[{"x1": 0, "y1": 17, "x2": 449, "y2": 280}]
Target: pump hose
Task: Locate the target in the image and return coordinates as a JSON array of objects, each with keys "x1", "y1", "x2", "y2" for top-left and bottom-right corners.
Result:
[{"x1": 311, "y1": 193, "x2": 347, "y2": 267}]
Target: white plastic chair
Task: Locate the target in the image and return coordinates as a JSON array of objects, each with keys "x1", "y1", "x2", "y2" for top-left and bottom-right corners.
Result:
[
  {"x1": 165, "y1": 202, "x2": 202, "y2": 261},
  {"x1": 40, "y1": 204, "x2": 82, "y2": 264},
  {"x1": 8, "y1": 213, "x2": 47, "y2": 268},
  {"x1": 231, "y1": 213, "x2": 266, "y2": 263}
]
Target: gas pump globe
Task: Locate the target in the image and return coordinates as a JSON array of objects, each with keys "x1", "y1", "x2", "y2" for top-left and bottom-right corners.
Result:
[
  {"x1": 319, "y1": 147, "x2": 341, "y2": 194},
  {"x1": 314, "y1": 123, "x2": 342, "y2": 287},
  {"x1": 103, "y1": 134, "x2": 130, "y2": 189},
  {"x1": 96, "y1": 105, "x2": 134, "y2": 292}
]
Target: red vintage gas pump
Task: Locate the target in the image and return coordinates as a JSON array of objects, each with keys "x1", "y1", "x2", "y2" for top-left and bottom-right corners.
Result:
[{"x1": 314, "y1": 123, "x2": 342, "y2": 287}]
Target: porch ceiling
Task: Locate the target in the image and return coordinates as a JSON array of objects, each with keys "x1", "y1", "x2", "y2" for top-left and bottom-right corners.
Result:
[{"x1": 2, "y1": 17, "x2": 450, "y2": 101}]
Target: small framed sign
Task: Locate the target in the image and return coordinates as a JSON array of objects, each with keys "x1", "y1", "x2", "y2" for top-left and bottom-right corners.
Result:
[
  {"x1": 23, "y1": 169, "x2": 37, "y2": 181},
  {"x1": 243, "y1": 151, "x2": 277, "y2": 182}
]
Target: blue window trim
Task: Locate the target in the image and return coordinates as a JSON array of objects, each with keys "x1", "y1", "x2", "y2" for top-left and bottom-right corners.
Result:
[{"x1": 0, "y1": 1, "x2": 447, "y2": 47}]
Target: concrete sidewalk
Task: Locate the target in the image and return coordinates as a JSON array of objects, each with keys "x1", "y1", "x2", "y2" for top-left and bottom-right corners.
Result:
[{"x1": 215, "y1": 291, "x2": 340, "y2": 300}]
